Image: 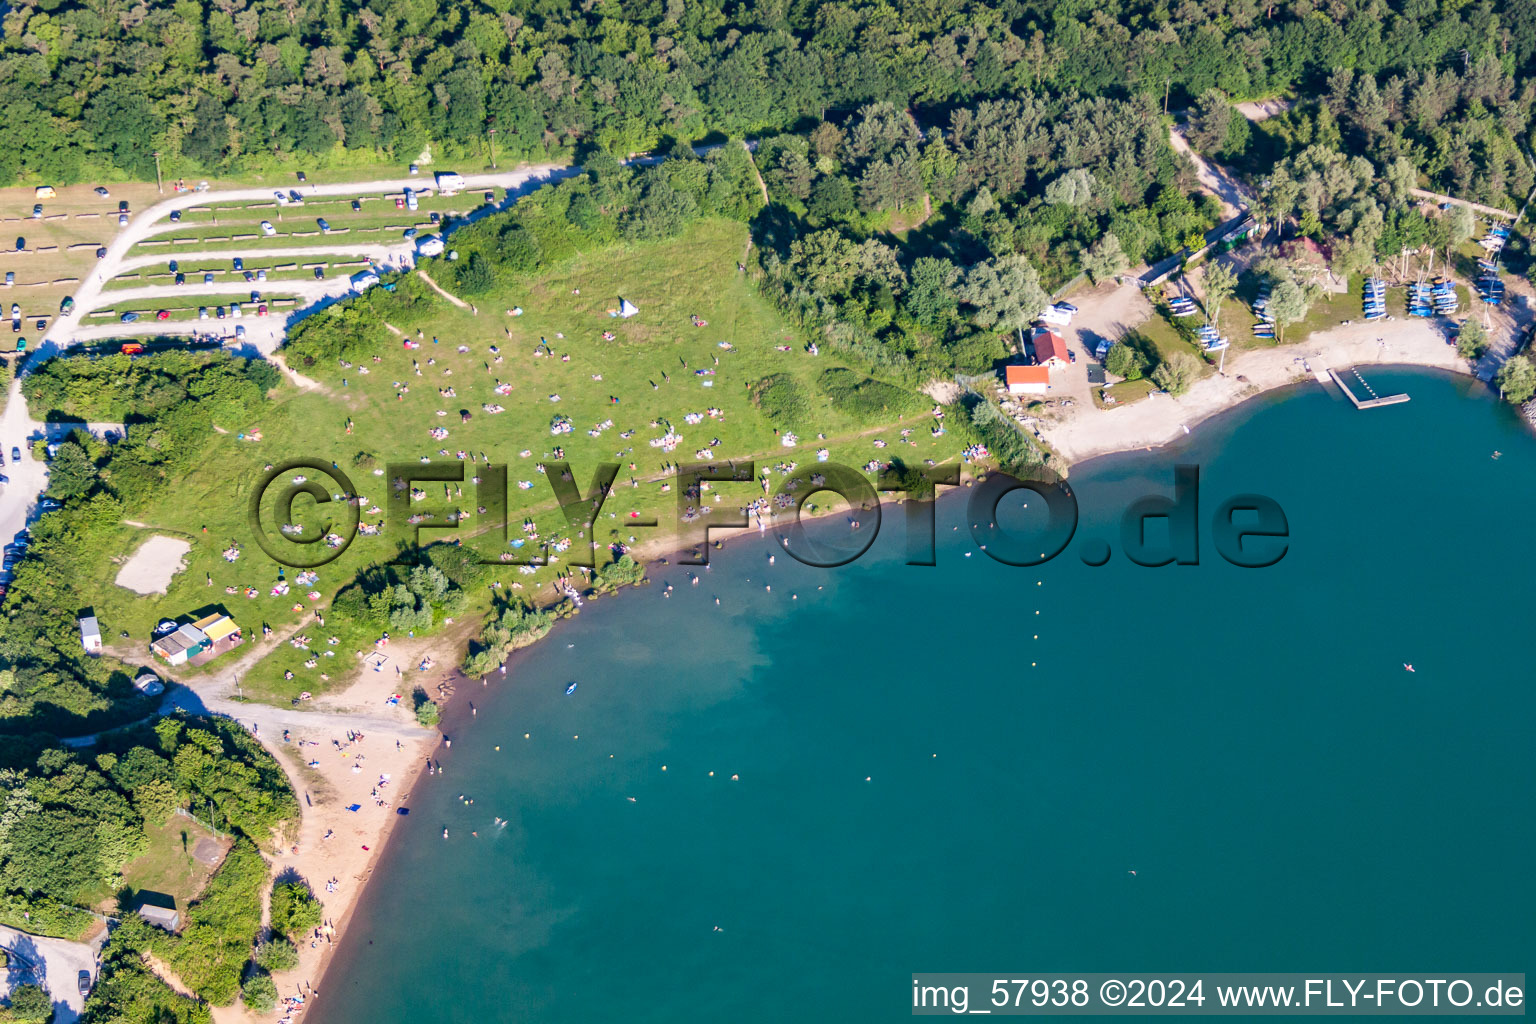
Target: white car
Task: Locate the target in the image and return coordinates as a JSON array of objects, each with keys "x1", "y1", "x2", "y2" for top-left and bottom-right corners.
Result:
[
  {"x1": 230, "y1": 303, "x2": 242, "y2": 318},
  {"x1": 275, "y1": 192, "x2": 290, "y2": 205},
  {"x1": 260, "y1": 221, "x2": 276, "y2": 236}
]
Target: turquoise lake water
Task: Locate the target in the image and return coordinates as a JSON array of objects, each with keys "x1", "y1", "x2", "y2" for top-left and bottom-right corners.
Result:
[{"x1": 314, "y1": 369, "x2": 1536, "y2": 1023}]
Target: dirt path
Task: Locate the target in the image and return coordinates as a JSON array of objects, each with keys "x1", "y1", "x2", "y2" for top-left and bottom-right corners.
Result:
[
  {"x1": 1166, "y1": 125, "x2": 1253, "y2": 219},
  {"x1": 741, "y1": 140, "x2": 770, "y2": 206},
  {"x1": 417, "y1": 269, "x2": 470, "y2": 310},
  {"x1": 141, "y1": 952, "x2": 198, "y2": 1000}
]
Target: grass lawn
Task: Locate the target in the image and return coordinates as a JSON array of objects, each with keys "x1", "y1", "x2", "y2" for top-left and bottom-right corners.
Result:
[
  {"x1": 120, "y1": 814, "x2": 231, "y2": 911},
  {"x1": 56, "y1": 219, "x2": 957, "y2": 704}
]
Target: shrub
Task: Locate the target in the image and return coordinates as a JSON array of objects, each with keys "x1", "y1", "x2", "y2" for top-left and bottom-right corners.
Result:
[
  {"x1": 254, "y1": 937, "x2": 299, "y2": 972},
  {"x1": 268, "y1": 881, "x2": 323, "y2": 940},
  {"x1": 413, "y1": 690, "x2": 440, "y2": 728},
  {"x1": 749, "y1": 374, "x2": 812, "y2": 426},
  {"x1": 241, "y1": 972, "x2": 278, "y2": 1014},
  {"x1": 816, "y1": 368, "x2": 924, "y2": 422}
]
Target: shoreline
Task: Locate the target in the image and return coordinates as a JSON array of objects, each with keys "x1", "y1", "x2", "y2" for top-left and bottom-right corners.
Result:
[
  {"x1": 1038, "y1": 317, "x2": 1490, "y2": 465},
  {"x1": 266, "y1": 321, "x2": 1509, "y2": 1020}
]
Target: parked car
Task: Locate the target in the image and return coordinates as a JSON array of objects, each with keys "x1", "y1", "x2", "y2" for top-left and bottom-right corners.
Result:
[
  {"x1": 216, "y1": 306, "x2": 226, "y2": 319},
  {"x1": 429, "y1": 212, "x2": 441, "y2": 224},
  {"x1": 317, "y1": 218, "x2": 330, "y2": 233},
  {"x1": 231, "y1": 303, "x2": 242, "y2": 318},
  {"x1": 96, "y1": 247, "x2": 107, "y2": 259},
  {"x1": 296, "y1": 171, "x2": 307, "y2": 182},
  {"x1": 0, "y1": 476, "x2": 8, "y2": 486},
  {"x1": 275, "y1": 191, "x2": 290, "y2": 204},
  {"x1": 250, "y1": 290, "x2": 261, "y2": 301},
  {"x1": 405, "y1": 190, "x2": 418, "y2": 211},
  {"x1": 235, "y1": 324, "x2": 246, "y2": 339},
  {"x1": 256, "y1": 269, "x2": 267, "y2": 282},
  {"x1": 14, "y1": 237, "x2": 23, "y2": 250},
  {"x1": 351, "y1": 199, "x2": 362, "y2": 211},
  {"x1": 261, "y1": 221, "x2": 276, "y2": 236},
  {"x1": 34, "y1": 319, "x2": 44, "y2": 331},
  {"x1": 243, "y1": 271, "x2": 254, "y2": 282},
  {"x1": 1055, "y1": 302, "x2": 1078, "y2": 313},
  {"x1": 233, "y1": 257, "x2": 244, "y2": 271},
  {"x1": 40, "y1": 498, "x2": 61, "y2": 511},
  {"x1": 31, "y1": 204, "x2": 42, "y2": 218},
  {"x1": 118, "y1": 201, "x2": 129, "y2": 212},
  {"x1": 121, "y1": 342, "x2": 145, "y2": 355},
  {"x1": 174, "y1": 273, "x2": 185, "y2": 285},
  {"x1": 289, "y1": 189, "x2": 304, "y2": 203},
  {"x1": 409, "y1": 163, "x2": 419, "y2": 175},
  {"x1": 169, "y1": 260, "x2": 178, "y2": 272},
  {"x1": 2, "y1": 273, "x2": 10, "y2": 286},
  {"x1": 203, "y1": 272, "x2": 214, "y2": 285},
  {"x1": 198, "y1": 306, "x2": 209, "y2": 320},
  {"x1": 94, "y1": 186, "x2": 110, "y2": 197},
  {"x1": 395, "y1": 197, "x2": 405, "y2": 209},
  {"x1": 156, "y1": 310, "x2": 170, "y2": 320},
  {"x1": 120, "y1": 312, "x2": 138, "y2": 323},
  {"x1": 257, "y1": 304, "x2": 268, "y2": 316},
  {"x1": 78, "y1": 971, "x2": 91, "y2": 998},
  {"x1": 171, "y1": 209, "x2": 183, "y2": 222},
  {"x1": 314, "y1": 267, "x2": 325, "y2": 279},
  {"x1": 118, "y1": 213, "x2": 128, "y2": 226},
  {"x1": 402, "y1": 228, "x2": 417, "y2": 239},
  {"x1": 59, "y1": 297, "x2": 73, "y2": 314},
  {"x1": 485, "y1": 190, "x2": 496, "y2": 203}
]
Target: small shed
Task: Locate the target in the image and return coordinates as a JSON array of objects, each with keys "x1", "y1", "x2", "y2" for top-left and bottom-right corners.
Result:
[
  {"x1": 136, "y1": 902, "x2": 180, "y2": 932},
  {"x1": 79, "y1": 616, "x2": 102, "y2": 654}
]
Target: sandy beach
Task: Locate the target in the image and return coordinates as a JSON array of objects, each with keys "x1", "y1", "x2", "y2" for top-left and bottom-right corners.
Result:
[{"x1": 1040, "y1": 317, "x2": 1488, "y2": 464}]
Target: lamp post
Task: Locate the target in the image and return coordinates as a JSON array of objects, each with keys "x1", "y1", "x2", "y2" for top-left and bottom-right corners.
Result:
[{"x1": 153, "y1": 150, "x2": 163, "y2": 194}]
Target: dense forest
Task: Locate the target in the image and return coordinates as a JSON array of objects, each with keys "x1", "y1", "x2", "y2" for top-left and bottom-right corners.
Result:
[{"x1": 2, "y1": 0, "x2": 1533, "y2": 200}]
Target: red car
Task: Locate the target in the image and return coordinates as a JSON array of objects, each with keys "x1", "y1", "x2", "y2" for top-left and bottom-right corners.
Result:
[
  {"x1": 256, "y1": 304, "x2": 268, "y2": 316},
  {"x1": 395, "y1": 197, "x2": 405, "y2": 209},
  {"x1": 121, "y1": 342, "x2": 145, "y2": 355},
  {"x1": 155, "y1": 310, "x2": 170, "y2": 321}
]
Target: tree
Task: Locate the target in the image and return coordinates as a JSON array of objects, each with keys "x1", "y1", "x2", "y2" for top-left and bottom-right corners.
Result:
[
  {"x1": 255, "y1": 938, "x2": 300, "y2": 972},
  {"x1": 1448, "y1": 204, "x2": 1476, "y2": 248},
  {"x1": 1151, "y1": 352, "x2": 1199, "y2": 396},
  {"x1": 0, "y1": 983, "x2": 51, "y2": 1022},
  {"x1": 1104, "y1": 342, "x2": 1146, "y2": 380},
  {"x1": 242, "y1": 972, "x2": 279, "y2": 1013},
  {"x1": 957, "y1": 255, "x2": 1048, "y2": 334},
  {"x1": 45, "y1": 442, "x2": 96, "y2": 501},
  {"x1": 1495, "y1": 355, "x2": 1536, "y2": 404},
  {"x1": 1202, "y1": 262, "x2": 1238, "y2": 325},
  {"x1": 1455, "y1": 319, "x2": 1488, "y2": 360},
  {"x1": 1267, "y1": 279, "x2": 1312, "y2": 342},
  {"x1": 1188, "y1": 89, "x2": 1234, "y2": 155},
  {"x1": 1044, "y1": 169, "x2": 1096, "y2": 207},
  {"x1": 903, "y1": 257, "x2": 960, "y2": 328},
  {"x1": 1081, "y1": 233, "x2": 1129, "y2": 284}
]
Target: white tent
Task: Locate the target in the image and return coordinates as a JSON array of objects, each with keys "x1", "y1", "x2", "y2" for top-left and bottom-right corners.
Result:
[{"x1": 618, "y1": 298, "x2": 639, "y2": 318}]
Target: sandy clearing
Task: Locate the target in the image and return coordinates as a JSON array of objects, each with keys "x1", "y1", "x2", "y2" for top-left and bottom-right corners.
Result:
[{"x1": 114, "y1": 534, "x2": 192, "y2": 594}]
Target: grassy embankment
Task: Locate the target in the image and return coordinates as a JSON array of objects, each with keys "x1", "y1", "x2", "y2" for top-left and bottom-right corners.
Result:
[{"x1": 43, "y1": 219, "x2": 954, "y2": 703}]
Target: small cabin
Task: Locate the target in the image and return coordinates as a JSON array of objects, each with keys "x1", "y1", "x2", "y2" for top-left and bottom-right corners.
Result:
[{"x1": 79, "y1": 616, "x2": 101, "y2": 654}]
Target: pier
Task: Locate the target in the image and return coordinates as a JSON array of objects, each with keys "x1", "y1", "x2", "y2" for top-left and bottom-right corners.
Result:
[{"x1": 1326, "y1": 368, "x2": 1411, "y2": 409}]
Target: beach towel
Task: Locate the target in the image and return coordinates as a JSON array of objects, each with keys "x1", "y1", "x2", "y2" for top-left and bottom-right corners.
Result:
[{"x1": 346, "y1": 803, "x2": 362, "y2": 812}]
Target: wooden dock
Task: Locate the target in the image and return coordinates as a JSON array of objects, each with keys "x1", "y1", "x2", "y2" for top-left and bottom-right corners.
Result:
[{"x1": 1327, "y1": 368, "x2": 1410, "y2": 409}]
